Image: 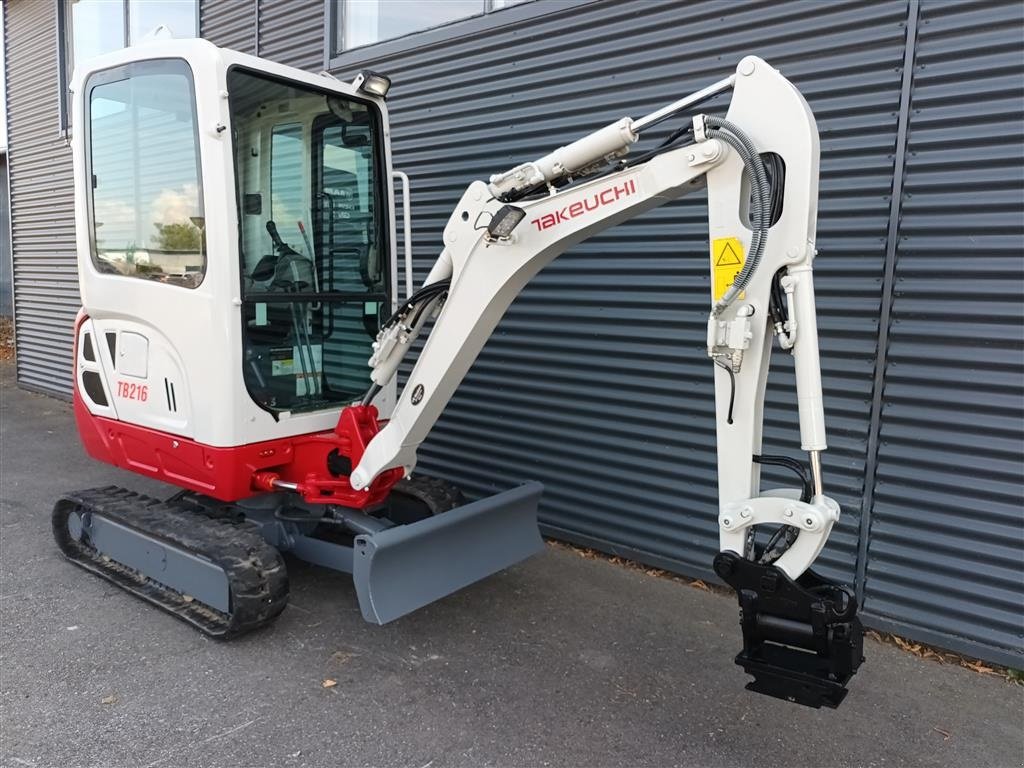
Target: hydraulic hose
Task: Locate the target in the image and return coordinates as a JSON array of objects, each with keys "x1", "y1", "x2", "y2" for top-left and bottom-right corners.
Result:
[
  {"x1": 703, "y1": 116, "x2": 772, "y2": 316},
  {"x1": 360, "y1": 281, "x2": 451, "y2": 403},
  {"x1": 381, "y1": 279, "x2": 451, "y2": 330}
]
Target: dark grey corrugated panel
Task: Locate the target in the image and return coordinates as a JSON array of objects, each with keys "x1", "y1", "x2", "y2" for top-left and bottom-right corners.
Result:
[
  {"x1": 1, "y1": 156, "x2": 12, "y2": 317},
  {"x1": 257, "y1": 0, "x2": 323, "y2": 71},
  {"x1": 5, "y1": 1, "x2": 78, "y2": 397},
  {"x1": 864, "y1": 0, "x2": 1024, "y2": 667},
  {"x1": 200, "y1": 0, "x2": 256, "y2": 54},
  {"x1": 334, "y1": 0, "x2": 908, "y2": 583}
]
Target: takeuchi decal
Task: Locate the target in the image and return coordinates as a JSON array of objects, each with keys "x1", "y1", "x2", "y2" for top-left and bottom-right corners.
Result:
[{"x1": 530, "y1": 178, "x2": 638, "y2": 231}]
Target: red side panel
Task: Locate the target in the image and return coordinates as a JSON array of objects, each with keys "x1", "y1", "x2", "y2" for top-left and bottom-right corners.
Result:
[
  {"x1": 72, "y1": 312, "x2": 401, "y2": 507},
  {"x1": 74, "y1": 392, "x2": 303, "y2": 501}
]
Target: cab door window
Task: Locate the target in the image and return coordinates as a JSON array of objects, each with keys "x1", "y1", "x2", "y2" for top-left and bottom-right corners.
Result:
[{"x1": 229, "y1": 68, "x2": 387, "y2": 413}]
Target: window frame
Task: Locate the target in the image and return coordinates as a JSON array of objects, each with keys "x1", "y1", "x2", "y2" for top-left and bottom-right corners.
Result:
[
  {"x1": 332, "y1": 0, "x2": 497, "y2": 55},
  {"x1": 83, "y1": 57, "x2": 207, "y2": 289},
  {"x1": 56, "y1": 0, "x2": 200, "y2": 135},
  {"x1": 324, "y1": 0, "x2": 597, "y2": 70},
  {"x1": 311, "y1": 111, "x2": 388, "y2": 293}
]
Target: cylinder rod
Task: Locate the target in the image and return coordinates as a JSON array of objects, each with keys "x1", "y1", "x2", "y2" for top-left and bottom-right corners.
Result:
[
  {"x1": 809, "y1": 450, "x2": 824, "y2": 498},
  {"x1": 632, "y1": 75, "x2": 736, "y2": 133}
]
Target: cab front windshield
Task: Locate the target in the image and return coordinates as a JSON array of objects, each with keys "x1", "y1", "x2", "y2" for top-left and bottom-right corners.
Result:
[{"x1": 229, "y1": 69, "x2": 387, "y2": 413}]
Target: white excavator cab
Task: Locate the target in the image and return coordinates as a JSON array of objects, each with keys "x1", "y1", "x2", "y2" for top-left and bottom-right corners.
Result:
[{"x1": 72, "y1": 39, "x2": 398, "y2": 452}]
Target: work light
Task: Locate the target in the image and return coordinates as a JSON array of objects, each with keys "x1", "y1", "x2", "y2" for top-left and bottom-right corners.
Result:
[
  {"x1": 353, "y1": 70, "x2": 392, "y2": 98},
  {"x1": 486, "y1": 205, "x2": 527, "y2": 240}
]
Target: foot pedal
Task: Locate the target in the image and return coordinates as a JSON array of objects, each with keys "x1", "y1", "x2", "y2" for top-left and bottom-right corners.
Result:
[{"x1": 713, "y1": 551, "x2": 864, "y2": 709}]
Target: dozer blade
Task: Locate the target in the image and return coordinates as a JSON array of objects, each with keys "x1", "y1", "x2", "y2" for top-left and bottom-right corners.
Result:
[{"x1": 352, "y1": 482, "x2": 544, "y2": 624}]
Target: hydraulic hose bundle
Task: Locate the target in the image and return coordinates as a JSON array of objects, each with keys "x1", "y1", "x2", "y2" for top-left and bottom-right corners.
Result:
[
  {"x1": 360, "y1": 279, "x2": 452, "y2": 406},
  {"x1": 702, "y1": 116, "x2": 772, "y2": 316},
  {"x1": 381, "y1": 279, "x2": 451, "y2": 330}
]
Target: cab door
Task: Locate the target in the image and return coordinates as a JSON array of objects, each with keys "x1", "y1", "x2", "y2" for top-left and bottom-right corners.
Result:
[
  {"x1": 77, "y1": 58, "x2": 208, "y2": 438},
  {"x1": 227, "y1": 67, "x2": 394, "y2": 419}
]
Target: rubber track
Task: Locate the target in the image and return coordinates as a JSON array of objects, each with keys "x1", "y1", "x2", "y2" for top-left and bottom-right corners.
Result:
[
  {"x1": 52, "y1": 486, "x2": 288, "y2": 639},
  {"x1": 391, "y1": 475, "x2": 465, "y2": 515}
]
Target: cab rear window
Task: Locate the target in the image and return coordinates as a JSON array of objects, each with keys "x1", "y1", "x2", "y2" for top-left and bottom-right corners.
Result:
[{"x1": 87, "y1": 58, "x2": 205, "y2": 288}]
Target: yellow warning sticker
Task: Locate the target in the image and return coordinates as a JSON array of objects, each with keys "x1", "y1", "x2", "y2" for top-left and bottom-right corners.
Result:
[{"x1": 711, "y1": 237, "x2": 745, "y2": 301}]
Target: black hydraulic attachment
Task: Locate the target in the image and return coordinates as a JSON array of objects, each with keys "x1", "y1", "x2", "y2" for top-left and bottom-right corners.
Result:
[{"x1": 713, "y1": 551, "x2": 864, "y2": 709}]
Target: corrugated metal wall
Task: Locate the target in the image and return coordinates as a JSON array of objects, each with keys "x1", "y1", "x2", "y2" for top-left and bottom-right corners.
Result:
[
  {"x1": 0, "y1": 156, "x2": 12, "y2": 317},
  {"x1": 7, "y1": 0, "x2": 1020, "y2": 664},
  {"x1": 862, "y1": 0, "x2": 1024, "y2": 667},
  {"x1": 200, "y1": 0, "x2": 323, "y2": 67},
  {"x1": 256, "y1": 0, "x2": 323, "y2": 72},
  {"x1": 4, "y1": 2, "x2": 78, "y2": 395},
  {"x1": 200, "y1": 0, "x2": 256, "y2": 55},
  {"x1": 318, "y1": 0, "x2": 912, "y2": 587}
]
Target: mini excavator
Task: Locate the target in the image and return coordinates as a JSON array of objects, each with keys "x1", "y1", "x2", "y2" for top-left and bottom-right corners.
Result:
[{"x1": 56, "y1": 37, "x2": 863, "y2": 708}]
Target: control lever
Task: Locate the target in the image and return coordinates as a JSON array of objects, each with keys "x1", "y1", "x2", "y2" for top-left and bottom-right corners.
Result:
[
  {"x1": 713, "y1": 551, "x2": 864, "y2": 708},
  {"x1": 266, "y1": 220, "x2": 300, "y2": 257}
]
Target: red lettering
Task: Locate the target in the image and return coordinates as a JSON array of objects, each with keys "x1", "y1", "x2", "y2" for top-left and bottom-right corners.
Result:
[
  {"x1": 116, "y1": 380, "x2": 148, "y2": 402},
  {"x1": 527, "y1": 177, "x2": 638, "y2": 233}
]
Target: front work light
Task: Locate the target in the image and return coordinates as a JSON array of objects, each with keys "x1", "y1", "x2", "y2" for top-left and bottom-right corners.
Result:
[
  {"x1": 486, "y1": 205, "x2": 527, "y2": 240},
  {"x1": 352, "y1": 70, "x2": 392, "y2": 98}
]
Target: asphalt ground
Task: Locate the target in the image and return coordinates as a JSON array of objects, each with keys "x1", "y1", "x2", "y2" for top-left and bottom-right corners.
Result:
[{"x1": 1, "y1": 363, "x2": 1022, "y2": 768}]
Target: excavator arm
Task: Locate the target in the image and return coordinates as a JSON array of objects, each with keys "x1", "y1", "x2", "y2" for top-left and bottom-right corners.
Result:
[{"x1": 350, "y1": 56, "x2": 863, "y2": 707}]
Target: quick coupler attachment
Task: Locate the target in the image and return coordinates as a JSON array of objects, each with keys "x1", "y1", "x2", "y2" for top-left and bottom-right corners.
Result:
[{"x1": 713, "y1": 551, "x2": 864, "y2": 709}]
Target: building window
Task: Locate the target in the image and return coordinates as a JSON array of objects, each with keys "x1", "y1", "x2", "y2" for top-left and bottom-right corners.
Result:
[
  {"x1": 58, "y1": 0, "x2": 198, "y2": 132},
  {"x1": 87, "y1": 59, "x2": 206, "y2": 288},
  {"x1": 333, "y1": 0, "x2": 533, "y2": 53}
]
